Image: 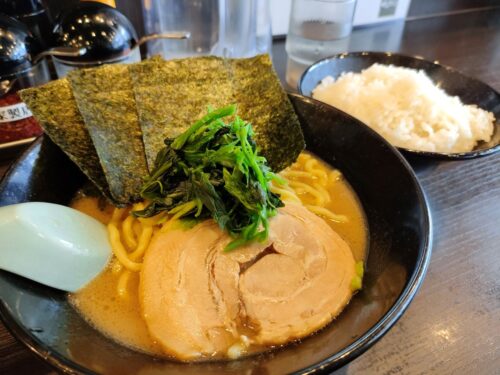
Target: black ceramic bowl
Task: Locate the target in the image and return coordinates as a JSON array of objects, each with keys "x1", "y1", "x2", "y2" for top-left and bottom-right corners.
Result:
[
  {"x1": 299, "y1": 51, "x2": 500, "y2": 159},
  {"x1": 0, "y1": 94, "x2": 432, "y2": 374}
]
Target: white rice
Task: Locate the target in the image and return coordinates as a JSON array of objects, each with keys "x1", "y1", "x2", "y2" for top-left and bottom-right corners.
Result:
[{"x1": 312, "y1": 64, "x2": 495, "y2": 153}]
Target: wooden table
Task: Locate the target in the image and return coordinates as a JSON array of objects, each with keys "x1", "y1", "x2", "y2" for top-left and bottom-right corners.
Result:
[{"x1": 1, "y1": 9, "x2": 499, "y2": 375}]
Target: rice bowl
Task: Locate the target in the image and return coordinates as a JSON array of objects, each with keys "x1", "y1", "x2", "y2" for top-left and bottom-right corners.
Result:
[{"x1": 311, "y1": 63, "x2": 495, "y2": 154}]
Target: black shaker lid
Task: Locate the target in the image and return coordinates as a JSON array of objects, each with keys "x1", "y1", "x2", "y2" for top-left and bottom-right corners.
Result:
[
  {"x1": 53, "y1": 2, "x2": 138, "y2": 62},
  {"x1": 0, "y1": 0, "x2": 45, "y2": 17},
  {"x1": 0, "y1": 14, "x2": 41, "y2": 77}
]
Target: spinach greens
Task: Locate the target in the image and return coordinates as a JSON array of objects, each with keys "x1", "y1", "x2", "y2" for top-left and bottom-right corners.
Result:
[{"x1": 133, "y1": 105, "x2": 284, "y2": 251}]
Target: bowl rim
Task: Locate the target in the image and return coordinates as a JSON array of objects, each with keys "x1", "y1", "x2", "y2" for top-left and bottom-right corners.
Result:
[
  {"x1": 297, "y1": 50, "x2": 500, "y2": 160},
  {"x1": 288, "y1": 93, "x2": 433, "y2": 373},
  {"x1": 0, "y1": 94, "x2": 433, "y2": 374}
]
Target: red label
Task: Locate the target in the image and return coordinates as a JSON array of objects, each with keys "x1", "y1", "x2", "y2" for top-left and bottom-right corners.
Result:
[{"x1": 0, "y1": 93, "x2": 43, "y2": 143}]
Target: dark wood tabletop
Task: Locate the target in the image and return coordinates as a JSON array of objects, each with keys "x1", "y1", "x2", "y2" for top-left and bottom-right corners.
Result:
[{"x1": 1, "y1": 8, "x2": 499, "y2": 375}]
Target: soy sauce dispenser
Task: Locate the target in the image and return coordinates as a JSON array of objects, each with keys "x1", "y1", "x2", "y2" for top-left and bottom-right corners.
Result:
[
  {"x1": 0, "y1": 0, "x2": 55, "y2": 49},
  {"x1": 0, "y1": 14, "x2": 49, "y2": 145},
  {"x1": 50, "y1": 1, "x2": 189, "y2": 77}
]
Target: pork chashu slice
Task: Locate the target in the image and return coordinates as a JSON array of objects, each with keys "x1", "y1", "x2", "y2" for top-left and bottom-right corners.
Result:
[{"x1": 140, "y1": 203, "x2": 356, "y2": 361}]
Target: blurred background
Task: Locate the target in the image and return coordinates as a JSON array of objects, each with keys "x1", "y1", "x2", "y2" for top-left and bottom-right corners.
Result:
[
  {"x1": 39, "y1": 0, "x2": 500, "y2": 38},
  {"x1": 1, "y1": 0, "x2": 499, "y2": 151}
]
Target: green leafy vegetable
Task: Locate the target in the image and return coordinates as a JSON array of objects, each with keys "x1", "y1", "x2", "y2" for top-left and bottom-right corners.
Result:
[
  {"x1": 351, "y1": 261, "x2": 365, "y2": 291},
  {"x1": 133, "y1": 105, "x2": 283, "y2": 251}
]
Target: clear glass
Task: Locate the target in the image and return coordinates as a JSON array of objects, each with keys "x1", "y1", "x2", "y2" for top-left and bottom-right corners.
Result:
[
  {"x1": 285, "y1": 0, "x2": 356, "y2": 88},
  {"x1": 141, "y1": 0, "x2": 272, "y2": 59},
  {"x1": 0, "y1": 60, "x2": 51, "y2": 96}
]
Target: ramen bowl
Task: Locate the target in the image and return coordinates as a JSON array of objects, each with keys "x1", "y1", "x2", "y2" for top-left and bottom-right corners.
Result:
[{"x1": 0, "y1": 93, "x2": 432, "y2": 374}]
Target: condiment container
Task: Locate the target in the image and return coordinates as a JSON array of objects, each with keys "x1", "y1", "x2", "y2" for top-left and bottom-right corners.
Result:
[
  {"x1": 0, "y1": 0, "x2": 55, "y2": 49},
  {"x1": 51, "y1": 1, "x2": 189, "y2": 77},
  {"x1": 0, "y1": 14, "x2": 49, "y2": 146}
]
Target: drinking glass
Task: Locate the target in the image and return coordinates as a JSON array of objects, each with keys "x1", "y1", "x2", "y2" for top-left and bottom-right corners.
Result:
[
  {"x1": 141, "y1": 0, "x2": 272, "y2": 59},
  {"x1": 285, "y1": 0, "x2": 357, "y2": 88}
]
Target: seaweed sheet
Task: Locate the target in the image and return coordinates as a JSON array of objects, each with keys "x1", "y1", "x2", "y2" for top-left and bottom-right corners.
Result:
[
  {"x1": 129, "y1": 56, "x2": 234, "y2": 169},
  {"x1": 19, "y1": 79, "x2": 116, "y2": 203},
  {"x1": 229, "y1": 55, "x2": 304, "y2": 171},
  {"x1": 129, "y1": 54, "x2": 304, "y2": 171},
  {"x1": 69, "y1": 64, "x2": 149, "y2": 204}
]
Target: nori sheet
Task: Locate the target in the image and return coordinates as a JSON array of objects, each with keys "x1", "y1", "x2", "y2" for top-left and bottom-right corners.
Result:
[
  {"x1": 129, "y1": 56, "x2": 234, "y2": 169},
  {"x1": 19, "y1": 79, "x2": 116, "y2": 203},
  {"x1": 21, "y1": 54, "x2": 303, "y2": 209},
  {"x1": 229, "y1": 54, "x2": 305, "y2": 171},
  {"x1": 129, "y1": 54, "x2": 304, "y2": 171},
  {"x1": 69, "y1": 64, "x2": 149, "y2": 204}
]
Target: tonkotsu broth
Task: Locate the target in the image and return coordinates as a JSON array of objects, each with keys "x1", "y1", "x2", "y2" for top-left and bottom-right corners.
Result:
[{"x1": 69, "y1": 152, "x2": 368, "y2": 359}]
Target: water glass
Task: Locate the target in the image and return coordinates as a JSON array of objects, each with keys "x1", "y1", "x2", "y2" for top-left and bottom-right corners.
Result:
[
  {"x1": 285, "y1": 0, "x2": 357, "y2": 88},
  {"x1": 141, "y1": 0, "x2": 272, "y2": 59}
]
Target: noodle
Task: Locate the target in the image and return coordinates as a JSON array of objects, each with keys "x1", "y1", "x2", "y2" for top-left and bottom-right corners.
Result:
[
  {"x1": 312, "y1": 182, "x2": 331, "y2": 203},
  {"x1": 122, "y1": 215, "x2": 138, "y2": 249},
  {"x1": 269, "y1": 184, "x2": 301, "y2": 204},
  {"x1": 107, "y1": 222, "x2": 142, "y2": 272},
  {"x1": 160, "y1": 200, "x2": 198, "y2": 233},
  {"x1": 289, "y1": 180, "x2": 325, "y2": 205},
  {"x1": 272, "y1": 152, "x2": 348, "y2": 223},
  {"x1": 117, "y1": 270, "x2": 131, "y2": 298},
  {"x1": 301, "y1": 154, "x2": 328, "y2": 185},
  {"x1": 281, "y1": 170, "x2": 315, "y2": 179},
  {"x1": 306, "y1": 205, "x2": 348, "y2": 223},
  {"x1": 130, "y1": 225, "x2": 153, "y2": 260},
  {"x1": 110, "y1": 207, "x2": 126, "y2": 222}
]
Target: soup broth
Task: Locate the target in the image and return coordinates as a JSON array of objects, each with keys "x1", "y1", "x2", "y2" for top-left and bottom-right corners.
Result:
[{"x1": 69, "y1": 152, "x2": 368, "y2": 359}]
